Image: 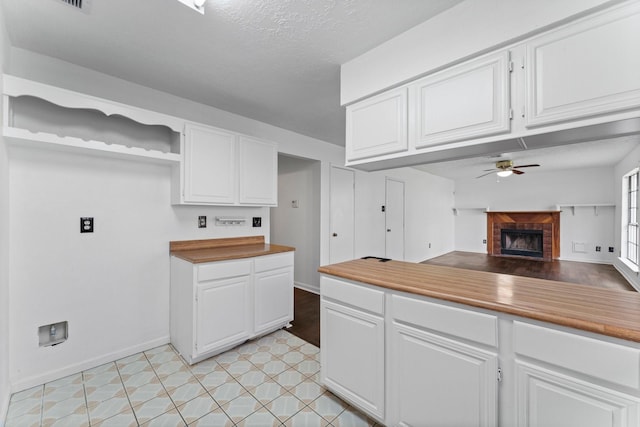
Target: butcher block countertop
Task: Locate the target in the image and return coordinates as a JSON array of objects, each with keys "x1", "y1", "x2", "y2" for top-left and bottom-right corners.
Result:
[
  {"x1": 319, "y1": 258, "x2": 640, "y2": 343},
  {"x1": 170, "y1": 236, "x2": 294, "y2": 263}
]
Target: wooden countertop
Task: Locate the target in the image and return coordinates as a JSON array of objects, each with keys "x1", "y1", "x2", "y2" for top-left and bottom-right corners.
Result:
[
  {"x1": 319, "y1": 258, "x2": 640, "y2": 343},
  {"x1": 170, "y1": 236, "x2": 294, "y2": 263}
]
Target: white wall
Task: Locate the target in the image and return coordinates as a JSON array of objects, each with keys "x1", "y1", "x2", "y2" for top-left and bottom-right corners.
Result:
[
  {"x1": 614, "y1": 144, "x2": 640, "y2": 290},
  {"x1": 271, "y1": 155, "x2": 321, "y2": 293},
  {"x1": 341, "y1": 0, "x2": 614, "y2": 104},
  {"x1": 454, "y1": 167, "x2": 617, "y2": 263},
  {"x1": 4, "y1": 49, "x2": 345, "y2": 390},
  {"x1": 0, "y1": 0, "x2": 12, "y2": 420},
  {"x1": 355, "y1": 168, "x2": 455, "y2": 263}
]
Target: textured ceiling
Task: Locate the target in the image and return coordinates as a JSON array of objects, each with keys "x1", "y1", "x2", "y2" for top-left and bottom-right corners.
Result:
[
  {"x1": 1, "y1": 0, "x2": 464, "y2": 145},
  {"x1": 414, "y1": 136, "x2": 640, "y2": 181}
]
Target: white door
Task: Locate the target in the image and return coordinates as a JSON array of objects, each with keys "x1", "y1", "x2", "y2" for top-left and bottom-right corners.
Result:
[
  {"x1": 238, "y1": 136, "x2": 278, "y2": 206},
  {"x1": 330, "y1": 166, "x2": 355, "y2": 264},
  {"x1": 385, "y1": 178, "x2": 405, "y2": 260},
  {"x1": 389, "y1": 322, "x2": 498, "y2": 427},
  {"x1": 516, "y1": 362, "x2": 640, "y2": 427},
  {"x1": 184, "y1": 123, "x2": 237, "y2": 204},
  {"x1": 254, "y1": 267, "x2": 293, "y2": 335},
  {"x1": 195, "y1": 276, "x2": 251, "y2": 356},
  {"x1": 321, "y1": 300, "x2": 385, "y2": 419}
]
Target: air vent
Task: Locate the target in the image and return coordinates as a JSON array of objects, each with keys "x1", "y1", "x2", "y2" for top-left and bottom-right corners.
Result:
[{"x1": 55, "y1": 0, "x2": 91, "y2": 13}]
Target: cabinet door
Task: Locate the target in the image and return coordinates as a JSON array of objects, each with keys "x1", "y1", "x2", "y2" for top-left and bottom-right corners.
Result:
[
  {"x1": 389, "y1": 322, "x2": 498, "y2": 427},
  {"x1": 525, "y1": 2, "x2": 640, "y2": 128},
  {"x1": 346, "y1": 87, "x2": 408, "y2": 162},
  {"x1": 254, "y1": 267, "x2": 293, "y2": 335},
  {"x1": 195, "y1": 275, "x2": 251, "y2": 357},
  {"x1": 516, "y1": 362, "x2": 640, "y2": 427},
  {"x1": 321, "y1": 300, "x2": 385, "y2": 420},
  {"x1": 412, "y1": 50, "x2": 511, "y2": 148},
  {"x1": 184, "y1": 123, "x2": 237, "y2": 204},
  {"x1": 238, "y1": 136, "x2": 277, "y2": 206}
]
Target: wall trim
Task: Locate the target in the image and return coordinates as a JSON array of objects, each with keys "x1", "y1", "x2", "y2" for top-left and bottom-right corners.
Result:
[
  {"x1": 10, "y1": 336, "x2": 170, "y2": 393},
  {"x1": 614, "y1": 259, "x2": 640, "y2": 292},
  {"x1": 0, "y1": 389, "x2": 10, "y2": 427},
  {"x1": 294, "y1": 282, "x2": 319, "y2": 295}
]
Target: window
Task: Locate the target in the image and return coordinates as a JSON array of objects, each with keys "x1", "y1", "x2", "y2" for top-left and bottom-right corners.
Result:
[{"x1": 624, "y1": 169, "x2": 639, "y2": 267}]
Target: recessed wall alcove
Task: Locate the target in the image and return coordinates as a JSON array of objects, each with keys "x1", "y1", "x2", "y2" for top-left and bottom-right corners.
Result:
[{"x1": 486, "y1": 211, "x2": 560, "y2": 261}]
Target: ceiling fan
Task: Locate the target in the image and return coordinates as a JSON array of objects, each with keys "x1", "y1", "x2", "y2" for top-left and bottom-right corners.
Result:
[{"x1": 476, "y1": 160, "x2": 540, "y2": 178}]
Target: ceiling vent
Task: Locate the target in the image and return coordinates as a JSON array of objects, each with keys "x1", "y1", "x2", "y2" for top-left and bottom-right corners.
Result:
[{"x1": 56, "y1": 0, "x2": 92, "y2": 13}]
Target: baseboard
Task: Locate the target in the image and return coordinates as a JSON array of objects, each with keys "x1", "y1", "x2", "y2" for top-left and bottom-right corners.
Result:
[
  {"x1": 294, "y1": 282, "x2": 319, "y2": 295},
  {"x1": 10, "y1": 335, "x2": 170, "y2": 393},
  {"x1": 557, "y1": 257, "x2": 613, "y2": 265},
  {"x1": 0, "y1": 384, "x2": 10, "y2": 427}
]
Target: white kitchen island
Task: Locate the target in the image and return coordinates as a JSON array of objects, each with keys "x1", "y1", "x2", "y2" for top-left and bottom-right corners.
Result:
[{"x1": 319, "y1": 258, "x2": 640, "y2": 427}]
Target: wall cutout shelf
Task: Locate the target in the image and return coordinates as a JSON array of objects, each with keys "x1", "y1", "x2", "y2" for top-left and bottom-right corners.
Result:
[
  {"x1": 555, "y1": 204, "x2": 615, "y2": 216},
  {"x1": 2, "y1": 75, "x2": 184, "y2": 164},
  {"x1": 452, "y1": 207, "x2": 489, "y2": 216}
]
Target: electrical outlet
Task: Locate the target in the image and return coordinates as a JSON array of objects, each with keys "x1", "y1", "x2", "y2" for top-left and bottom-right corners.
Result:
[
  {"x1": 198, "y1": 216, "x2": 207, "y2": 228},
  {"x1": 291, "y1": 200, "x2": 299, "y2": 208},
  {"x1": 80, "y1": 217, "x2": 93, "y2": 233},
  {"x1": 609, "y1": 246, "x2": 614, "y2": 253},
  {"x1": 428, "y1": 243, "x2": 431, "y2": 248},
  {"x1": 483, "y1": 239, "x2": 487, "y2": 244},
  {"x1": 596, "y1": 246, "x2": 601, "y2": 252},
  {"x1": 252, "y1": 217, "x2": 262, "y2": 227}
]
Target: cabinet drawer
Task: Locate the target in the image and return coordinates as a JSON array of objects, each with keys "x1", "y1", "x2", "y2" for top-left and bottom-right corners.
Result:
[
  {"x1": 321, "y1": 276, "x2": 384, "y2": 315},
  {"x1": 390, "y1": 294, "x2": 498, "y2": 348},
  {"x1": 254, "y1": 252, "x2": 294, "y2": 273},
  {"x1": 514, "y1": 321, "x2": 640, "y2": 389},
  {"x1": 197, "y1": 259, "x2": 252, "y2": 282}
]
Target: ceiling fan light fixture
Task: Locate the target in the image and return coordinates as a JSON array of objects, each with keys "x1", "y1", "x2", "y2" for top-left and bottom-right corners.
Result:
[{"x1": 497, "y1": 170, "x2": 513, "y2": 178}]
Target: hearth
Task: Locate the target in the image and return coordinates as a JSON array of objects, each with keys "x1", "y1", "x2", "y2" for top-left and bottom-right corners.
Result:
[{"x1": 501, "y1": 229, "x2": 543, "y2": 258}]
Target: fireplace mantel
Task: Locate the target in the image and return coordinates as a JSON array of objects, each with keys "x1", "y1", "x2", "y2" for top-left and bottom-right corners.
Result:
[{"x1": 486, "y1": 211, "x2": 560, "y2": 260}]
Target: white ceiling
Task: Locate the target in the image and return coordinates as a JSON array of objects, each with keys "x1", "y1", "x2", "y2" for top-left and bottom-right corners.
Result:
[
  {"x1": 1, "y1": 0, "x2": 464, "y2": 146},
  {"x1": 414, "y1": 136, "x2": 640, "y2": 181}
]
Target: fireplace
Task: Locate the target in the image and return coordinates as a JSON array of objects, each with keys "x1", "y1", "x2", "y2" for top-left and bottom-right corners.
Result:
[
  {"x1": 486, "y1": 211, "x2": 560, "y2": 261},
  {"x1": 501, "y1": 229, "x2": 543, "y2": 258}
]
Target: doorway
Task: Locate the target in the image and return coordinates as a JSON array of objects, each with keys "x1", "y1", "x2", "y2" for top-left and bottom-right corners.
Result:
[{"x1": 385, "y1": 177, "x2": 405, "y2": 260}]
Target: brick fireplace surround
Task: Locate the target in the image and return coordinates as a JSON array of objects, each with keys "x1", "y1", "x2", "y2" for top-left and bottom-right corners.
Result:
[{"x1": 486, "y1": 211, "x2": 561, "y2": 261}]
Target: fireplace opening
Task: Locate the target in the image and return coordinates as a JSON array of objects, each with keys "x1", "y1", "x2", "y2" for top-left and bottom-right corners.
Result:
[{"x1": 501, "y1": 229, "x2": 543, "y2": 258}]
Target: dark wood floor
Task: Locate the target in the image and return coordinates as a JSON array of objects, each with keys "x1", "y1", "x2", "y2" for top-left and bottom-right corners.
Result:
[
  {"x1": 422, "y1": 251, "x2": 636, "y2": 292},
  {"x1": 287, "y1": 287, "x2": 320, "y2": 347}
]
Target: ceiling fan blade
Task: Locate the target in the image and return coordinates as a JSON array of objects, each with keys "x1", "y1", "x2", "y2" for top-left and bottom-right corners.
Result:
[
  {"x1": 512, "y1": 169, "x2": 525, "y2": 175},
  {"x1": 512, "y1": 164, "x2": 540, "y2": 168},
  {"x1": 482, "y1": 168, "x2": 499, "y2": 172},
  {"x1": 476, "y1": 171, "x2": 497, "y2": 178}
]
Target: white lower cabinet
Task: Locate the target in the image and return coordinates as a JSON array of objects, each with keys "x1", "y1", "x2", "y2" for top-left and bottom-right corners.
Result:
[
  {"x1": 172, "y1": 252, "x2": 294, "y2": 364},
  {"x1": 516, "y1": 362, "x2": 640, "y2": 427},
  {"x1": 320, "y1": 277, "x2": 385, "y2": 421},
  {"x1": 195, "y1": 275, "x2": 251, "y2": 357},
  {"x1": 389, "y1": 322, "x2": 498, "y2": 427},
  {"x1": 253, "y1": 253, "x2": 294, "y2": 335},
  {"x1": 320, "y1": 274, "x2": 640, "y2": 427}
]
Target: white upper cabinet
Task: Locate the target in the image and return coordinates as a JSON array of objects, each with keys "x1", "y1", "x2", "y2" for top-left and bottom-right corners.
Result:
[
  {"x1": 238, "y1": 136, "x2": 277, "y2": 206},
  {"x1": 183, "y1": 123, "x2": 237, "y2": 205},
  {"x1": 176, "y1": 123, "x2": 278, "y2": 206},
  {"x1": 411, "y1": 50, "x2": 511, "y2": 148},
  {"x1": 524, "y1": 1, "x2": 640, "y2": 128},
  {"x1": 345, "y1": 87, "x2": 408, "y2": 162}
]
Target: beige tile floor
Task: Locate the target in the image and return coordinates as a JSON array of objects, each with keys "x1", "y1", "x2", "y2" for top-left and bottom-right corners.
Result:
[{"x1": 5, "y1": 330, "x2": 378, "y2": 426}]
